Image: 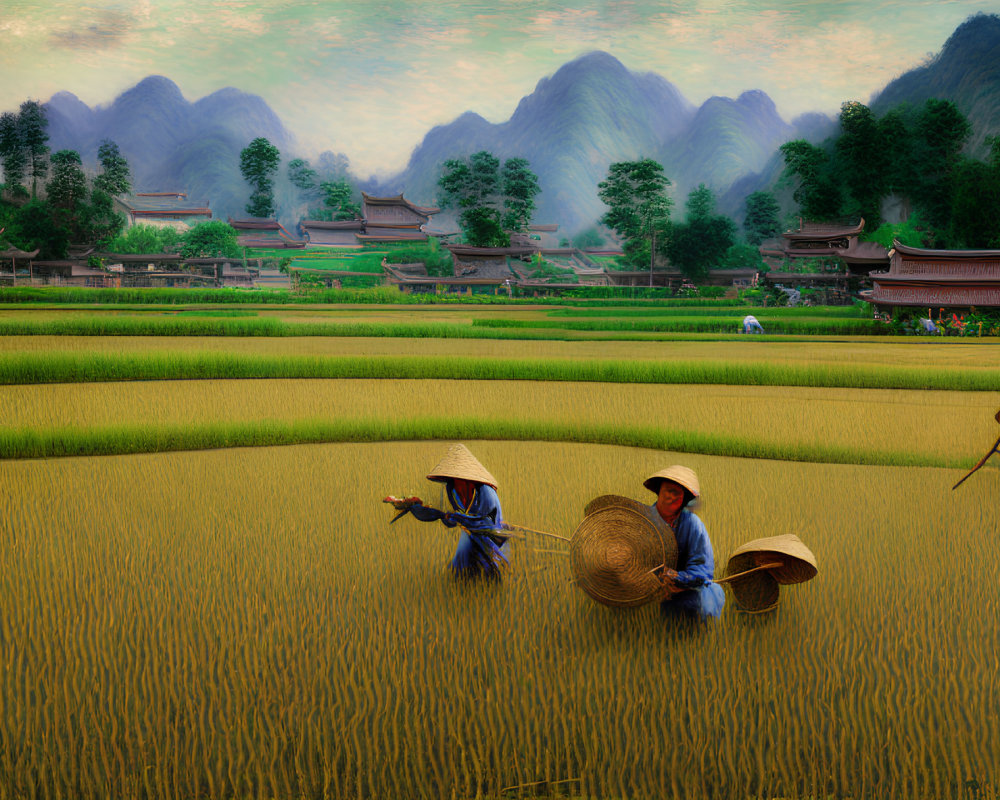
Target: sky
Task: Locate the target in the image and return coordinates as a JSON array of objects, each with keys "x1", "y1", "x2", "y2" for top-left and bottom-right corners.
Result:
[{"x1": 2, "y1": 0, "x2": 996, "y2": 177}]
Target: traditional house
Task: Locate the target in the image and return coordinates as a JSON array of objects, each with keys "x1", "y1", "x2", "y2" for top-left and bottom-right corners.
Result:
[
  {"x1": 114, "y1": 192, "x2": 212, "y2": 230},
  {"x1": 760, "y1": 219, "x2": 889, "y2": 276},
  {"x1": 868, "y1": 241, "x2": 1000, "y2": 312},
  {"x1": 300, "y1": 193, "x2": 439, "y2": 246},
  {"x1": 298, "y1": 219, "x2": 364, "y2": 246},
  {"x1": 228, "y1": 217, "x2": 306, "y2": 248},
  {"x1": 0, "y1": 244, "x2": 40, "y2": 284},
  {"x1": 358, "y1": 193, "x2": 439, "y2": 243}
]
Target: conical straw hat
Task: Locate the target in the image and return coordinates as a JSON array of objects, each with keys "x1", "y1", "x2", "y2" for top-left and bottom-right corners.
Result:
[
  {"x1": 426, "y1": 443, "x2": 498, "y2": 488},
  {"x1": 727, "y1": 534, "x2": 817, "y2": 585},
  {"x1": 570, "y1": 498, "x2": 678, "y2": 608},
  {"x1": 642, "y1": 465, "x2": 700, "y2": 498}
]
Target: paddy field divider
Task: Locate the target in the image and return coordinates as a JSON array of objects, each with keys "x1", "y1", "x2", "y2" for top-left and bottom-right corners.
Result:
[
  {"x1": 2, "y1": 351, "x2": 998, "y2": 391},
  {"x1": 0, "y1": 415, "x2": 975, "y2": 469}
]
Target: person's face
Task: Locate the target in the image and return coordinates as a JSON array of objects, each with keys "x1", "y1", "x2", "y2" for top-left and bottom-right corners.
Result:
[
  {"x1": 656, "y1": 480, "x2": 686, "y2": 518},
  {"x1": 453, "y1": 478, "x2": 475, "y2": 496}
]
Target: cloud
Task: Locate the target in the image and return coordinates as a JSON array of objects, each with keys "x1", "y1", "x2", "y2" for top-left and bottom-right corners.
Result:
[{"x1": 49, "y1": 10, "x2": 132, "y2": 49}]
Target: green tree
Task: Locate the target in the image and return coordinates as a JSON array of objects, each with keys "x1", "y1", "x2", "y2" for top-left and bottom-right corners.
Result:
[
  {"x1": 835, "y1": 101, "x2": 887, "y2": 229},
  {"x1": 18, "y1": 100, "x2": 49, "y2": 198},
  {"x1": 438, "y1": 151, "x2": 539, "y2": 246},
  {"x1": 721, "y1": 243, "x2": 765, "y2": 270},
  {"x1": 93, "y1": 140, "x2": 131, "y2": 196},
  {"x1": 180, "y1": 220, "x2": 240, "y2": 258},
  {"x1": 572, "y1": 226, "x2": 605, "y2": 249},
  {"x1": 665, "y1": 184, "x2": 737, "y2": 280},
  {"x1": 779, "y1": 139, "x2": 842, "y2": 220},
  {"x1": 47, "y1": 150, "x2": 87, "y2": 209},
  {"x1": 82, "y1": 189, "x2": 125, "y2": 247},
  {"x1": 288, "y1": 158, "x2": 318, "y2": 191},
  {"x1": 743, "y1": 191, "x2": 781, "y2": 245},
  {"x1": 950, "y1": 140, "x2": 1000, "y2": 248},
  {"x1": 7, "y1": 198, "x2": 69, "y2": 259},
  {"x1": 107, "y1": 223, "x2": 171, "y2": 254},
  {"x1": 598, "y1": 158, "x2": 673, "y2": 283},
  {"x1": 0, "y1": 111, "x2": 27, "y2": 192},
  {"x1": 461, "y1": 207, "x2": 508, "y2": 248},
  {"x1": 239, "y1": 137, "x2": 280, "y2": 218},
  {"x1": 500, "y1": 157, "x2": 540, "y2": 231},
  {"x1": 913, "y1": 98, "x2": 971, "y2": 234},
  {"x1": 320, "y1": 179, "x2": 361, "y2": 220}
]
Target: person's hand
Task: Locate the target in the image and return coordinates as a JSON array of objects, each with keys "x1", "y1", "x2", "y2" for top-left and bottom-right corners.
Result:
[
  {"x1": 660, "y1": 568, "x2": 683, "y2": 598},
  {"x1": 383, "y1": 495, "x2": 421, "y2": 511}
]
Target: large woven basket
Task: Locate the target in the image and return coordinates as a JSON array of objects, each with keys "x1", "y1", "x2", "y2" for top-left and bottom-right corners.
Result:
[
  {"x1": 570, "y1": 497, "x2": 678, "y2": 608},
  {"x1": 723, "y1": 534, "x2": 817, "y2": 613}
]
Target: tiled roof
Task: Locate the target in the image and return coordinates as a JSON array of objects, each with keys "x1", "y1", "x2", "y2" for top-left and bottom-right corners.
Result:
[
  {"x1": 118, "y1": 194, "x2": 211, "y2": 215},
  {"x1": 361, "y1": 192, "x2": 440, "y2": 216},
  {"x1": 784, "y1": 219, "x2": 865, "y2": 239}
]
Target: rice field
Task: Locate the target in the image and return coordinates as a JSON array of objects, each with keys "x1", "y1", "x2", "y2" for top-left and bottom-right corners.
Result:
[
  {"x1": 3, "y1": 304, "x2": 1000, "y2": 799},
  {"x1": 2, "y1": 442, "x2": 998, "y2": 799},
  {"x1": 2, "y1": 378, "x2": 998, "y2": 466}
]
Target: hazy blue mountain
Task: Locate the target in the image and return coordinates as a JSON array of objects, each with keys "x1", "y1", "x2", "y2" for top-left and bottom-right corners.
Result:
[
  {"x1": 384, "y1": 51, "x2": 697, "y2": 234},
  {"x1": 872, "y1": 13, "x2": 1000, "y2": 154},
  {"x1": 664, "y1": 91, "x2": 793, "y2": 218},
  {"x1": 35, "y1": 13, "x2": 1000, "y2": 235},
  {"x1": 45, "y1": 76, "x2": 297, "y2": 224}
]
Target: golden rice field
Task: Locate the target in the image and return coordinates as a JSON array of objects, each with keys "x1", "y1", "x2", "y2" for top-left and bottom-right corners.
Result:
[
  {"x1": 3, "y1": 333, "x2": 1000, "y2": 371},
  {"x1": 3, "y1": 378, "x2": 999, "y2": 466},
  {"x1": 2, "y1": 441, "x2": 999, "y2": 799},
  {"x1": 3, "y1": 317, "x2": 1000, "y2": 799}
]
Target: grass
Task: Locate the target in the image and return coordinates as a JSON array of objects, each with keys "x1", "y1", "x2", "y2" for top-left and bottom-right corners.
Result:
[
  {"x1": 2, "y1": 351, "x2": 998, "y2": 390},
  {"x1": 0, "y1": 413, "x2": 988, "y2": 467},
  {"x1": 473, "y1": 317, "x2": 882, "y2": 335}
]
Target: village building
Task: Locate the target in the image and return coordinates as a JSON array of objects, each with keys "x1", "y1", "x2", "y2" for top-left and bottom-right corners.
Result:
[
  {"x1": 113, "y1": 192, "x2": 212, "y2": 230},
  {"x1": 298, "y1": 219, "x2": 364, "y2": 247},
  {"x1": 300, "y1": 193, "x2": 440, "y2": 246},
  {"x1": 868, "y1": 241, "x2": 1000, "y2": 313},
  {"x1": 759, "y1": 219, "x2": 889, "y2": 277},
  {"x1": 228, "y1": 217, "x2": 306, "y2": 248}
]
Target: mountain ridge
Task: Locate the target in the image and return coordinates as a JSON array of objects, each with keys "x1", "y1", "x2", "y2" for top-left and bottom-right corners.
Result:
[{"x1": 35, "y1": 13, "x2": 1000, "y2": 234}]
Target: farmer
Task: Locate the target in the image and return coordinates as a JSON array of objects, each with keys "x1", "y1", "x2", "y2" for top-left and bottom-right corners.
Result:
[
  {"x1": 644, "y1": 465, "x2": 725, "y2": 620},
  {"x1": 742, "y1": 314, "x2": 764, "y2": 333},
  {"x1": 398, "y1": 443, "x2": 510, "y2": 579}
]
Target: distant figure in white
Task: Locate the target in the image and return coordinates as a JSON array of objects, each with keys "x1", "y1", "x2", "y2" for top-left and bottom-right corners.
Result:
[{"x1": 742, "y1": 315, "x2": 764, "y2": 334}]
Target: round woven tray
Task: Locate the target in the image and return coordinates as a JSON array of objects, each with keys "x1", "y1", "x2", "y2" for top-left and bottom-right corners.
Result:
[{"x1": 570, "y1": 501, "x2": 678, "y2": 608}]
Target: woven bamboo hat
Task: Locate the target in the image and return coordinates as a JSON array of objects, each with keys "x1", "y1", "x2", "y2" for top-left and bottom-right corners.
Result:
[
  {"x1": 570, "y1": 496, "x2": 678, "y2": 608},
  {"x1": 426, "y1": 443, "x2": 498, "y2": 489},
  {"x1": 643, "y1": 465, "x2": 701, "y2": 499},
  {"x1": 726, "y1": 534, "x2": 818, "y2": 585},
  {"x1": 722, "y1": 534, "x2": 817, "y2": 613}
]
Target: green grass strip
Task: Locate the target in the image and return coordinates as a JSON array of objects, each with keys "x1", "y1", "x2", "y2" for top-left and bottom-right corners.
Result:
[
  {"x1": 0, "y1": 416, "x2": 975, "y2": 470},
  {"x1": 547, "y1": 306, "x2": 870, "y2": 318},
  {"x1": 2, "y1": 352, "x2": 998, "y2": 390},
  {"x1": 0, "y1": 317, "x2": 559, "y2": 339},
  {"x1": 474, "y1": 317, "x2": 881, "y2": 335},
  {"x1": 0, "y1": 316, "x2": 890, "y2": 342}
]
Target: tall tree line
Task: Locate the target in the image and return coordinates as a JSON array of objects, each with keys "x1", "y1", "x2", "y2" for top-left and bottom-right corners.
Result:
[
  {"x1": 780, "y1": 98, "x2": 1000, "y2": 248},
  {"x1": 1, "y1": 100, "x2": 133, "y2": 257}
]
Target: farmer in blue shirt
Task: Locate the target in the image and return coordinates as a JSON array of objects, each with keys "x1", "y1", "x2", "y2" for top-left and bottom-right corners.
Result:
[
  {"x1": 397, "y1": 444, "x2": 510, "y2": 579},
  {"x1": 645, "y1": 465, "x2": 725, "y2": 620}
]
